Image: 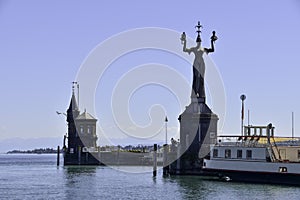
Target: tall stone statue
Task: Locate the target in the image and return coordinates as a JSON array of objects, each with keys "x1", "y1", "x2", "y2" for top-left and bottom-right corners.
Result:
[
  {"x1": 169, "y1": 21, "x2": 219, "y2": 175},
  {"x1": 180, "y1": 22, "x2": 218, "y2": 100}
]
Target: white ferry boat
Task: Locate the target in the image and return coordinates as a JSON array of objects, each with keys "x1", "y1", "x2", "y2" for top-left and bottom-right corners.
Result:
[{"x1": 203, "y1": 124, "x2": 300, "y2": 185}]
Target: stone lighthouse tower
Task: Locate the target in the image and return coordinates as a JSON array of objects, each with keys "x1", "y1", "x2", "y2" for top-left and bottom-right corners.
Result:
[{"x1": 63, "y1": 83, "x2": 100, "y2": 165}]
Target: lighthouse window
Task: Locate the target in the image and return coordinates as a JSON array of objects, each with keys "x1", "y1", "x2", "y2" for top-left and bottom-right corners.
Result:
[
  {"x1": 225, "y1": 149, "x2": 231, "y2": 158},
  {"x1": 80, "y1": 125, "x2": 84, "y2": 134},
  {"x1": 87, "y1": 126, "x2": 91, "y2": 134},
  {"x1": 246, "y1": 150, "x2": 252, "y2": 159},
  {"x1": 298, "y1": 150, "x2": 300, "y2": 159},
  {"x1": 213, "y1": 149, "x2": 218, "y2": 158}
]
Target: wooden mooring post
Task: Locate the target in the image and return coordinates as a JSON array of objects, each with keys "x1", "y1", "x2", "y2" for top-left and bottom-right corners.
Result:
[
  {"x1": 78, "y1": 146, "x2": 81, "y2": 165},
  {"x1": 57, "y1": 146, "x2": 60, "y2": 166},
  {"x1": 153, "y1": 144, "x2": 157, "y2": 177},
  {"x1": 163, "y1": 144, "x2": 169, "y2": 176}
]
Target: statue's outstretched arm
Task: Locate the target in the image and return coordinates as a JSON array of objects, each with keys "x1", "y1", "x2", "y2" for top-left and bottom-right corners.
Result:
[
  {"x1": 205, "y1": 40, "x2": 215, "y2": 54},
  {"x1": 181, "y1": 32, "x2": 192, "y2": 54},
  {"x1": 205, "y1": 31, "x2": 217, "y2": 54},
  {"x1": 183, "y1": 41, "x2": 193, "y2": 54}
]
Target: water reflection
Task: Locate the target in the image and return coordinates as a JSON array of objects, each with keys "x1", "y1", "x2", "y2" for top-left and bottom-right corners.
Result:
[
  {"x1": 3, "y1": 154, "x2": 300, "y2": 199},
  {"x1": 64, "y1": 165, "x2": 97, "y2": 175},
  {"x1": 166, "y1": 175, "x2": 300, "y2": 200},
  {"x1": 63, "y1": 166, "x2": 98, "y2": 199},
  {"x1": 60, "y1": 165, "x2": 300, "y2": 200},
  {"x1": 166, "y1": 176, "x2": 212, "y2": 199}
]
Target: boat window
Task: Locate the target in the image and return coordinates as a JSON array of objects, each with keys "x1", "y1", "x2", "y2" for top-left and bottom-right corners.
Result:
[
  {"x1": 213, "y1": 149, "x2": 218, "y2": 158},
  {"x1": 279, "y1": 167, "x2": 288, "y2": 173},
  {"x1": 246, "y1": 150, "x2": 252, "y2": 159},
  {"x1": 225, "y1": 149, "x2": 231, "y2": 158},
  {"x1": 237, "y1": 150, "x2": 242, "y2": 159}
]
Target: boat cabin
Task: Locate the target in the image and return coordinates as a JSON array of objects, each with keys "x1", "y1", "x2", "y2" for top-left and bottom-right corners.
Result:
[
  {"x1": 210, "y1": 145, "x2": 268, "y2": 162},
  {"x1": 210, "y1": 124, "x2": 276, "y2": 162},
  {"x1": 210, "y1": 124, "x2": 300, "y2": 163}
]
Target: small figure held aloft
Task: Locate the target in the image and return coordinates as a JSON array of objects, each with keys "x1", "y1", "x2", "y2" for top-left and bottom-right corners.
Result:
[{"x1": 180, "y1": 21, "x2": 217, "y2": 100}]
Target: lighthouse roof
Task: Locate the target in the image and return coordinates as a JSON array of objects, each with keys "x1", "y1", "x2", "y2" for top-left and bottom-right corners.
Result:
[
  {"x1": 68, "y1": 92, "x2": 79, "y2": 112},
  {"x1": 76, "y1": 109, "x2": 97, "y2": 120}
]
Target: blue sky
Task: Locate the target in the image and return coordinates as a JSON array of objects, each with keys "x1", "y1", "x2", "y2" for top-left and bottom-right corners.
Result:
[{"x1": 1, "y1": 0, "x2": 300, "y2": 148}]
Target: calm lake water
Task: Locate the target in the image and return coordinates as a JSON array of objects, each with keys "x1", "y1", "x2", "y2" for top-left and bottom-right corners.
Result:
[{"x1": 1, "y1": 154, "x2": 300, "y2": 200}]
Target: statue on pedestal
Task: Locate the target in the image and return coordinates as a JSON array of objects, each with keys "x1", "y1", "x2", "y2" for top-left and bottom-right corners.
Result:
[
  {"x1": 169, "y1": 22, "x2": 219, "y2": 175},
  {"x1": 180, "y1": 21, "x2": 218, "y2": 100}
]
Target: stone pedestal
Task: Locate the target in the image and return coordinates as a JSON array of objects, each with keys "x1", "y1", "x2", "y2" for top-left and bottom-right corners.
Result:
[{"x1": 176, "y1": 97, "x2": 218, "y2": 174}]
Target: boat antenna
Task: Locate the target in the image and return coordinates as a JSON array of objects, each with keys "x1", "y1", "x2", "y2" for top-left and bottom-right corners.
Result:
[
  {"x1": 248, "y1": 109, "x2": 250, "y2": 126},
  {"x1": 292, "y1": 112, "x2": 295, "y2": 141},
  {"x1": 77, "y1": 83, "x2": 80, "y2": 110}
]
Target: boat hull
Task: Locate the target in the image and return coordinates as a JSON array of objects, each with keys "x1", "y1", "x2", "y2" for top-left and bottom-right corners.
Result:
[
  {"x1": 203, "y1": 168, "x2": 300, "y2": 186},
  {"x1": 203, "y1": 159, "x2": 300, "y2": 185}
]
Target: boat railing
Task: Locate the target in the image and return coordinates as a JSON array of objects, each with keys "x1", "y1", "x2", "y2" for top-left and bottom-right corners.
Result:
[
  {"x1": 217, "y1": 123, "x2": 300, "y2": 147},
  {"x1": 216, "y1": 136, "x2": 265, "y2": 147},
  {"x1": 216, "y1": 136, "x2": 300, "y2": 147}
]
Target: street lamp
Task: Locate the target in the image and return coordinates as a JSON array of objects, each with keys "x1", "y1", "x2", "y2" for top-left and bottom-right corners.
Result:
[
  {"x1": 240, "y1": 94, "x2": 246, "y2": 136},
  {"x1": 165, "y1": 116, "x2": 168, "y2": 144}
]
